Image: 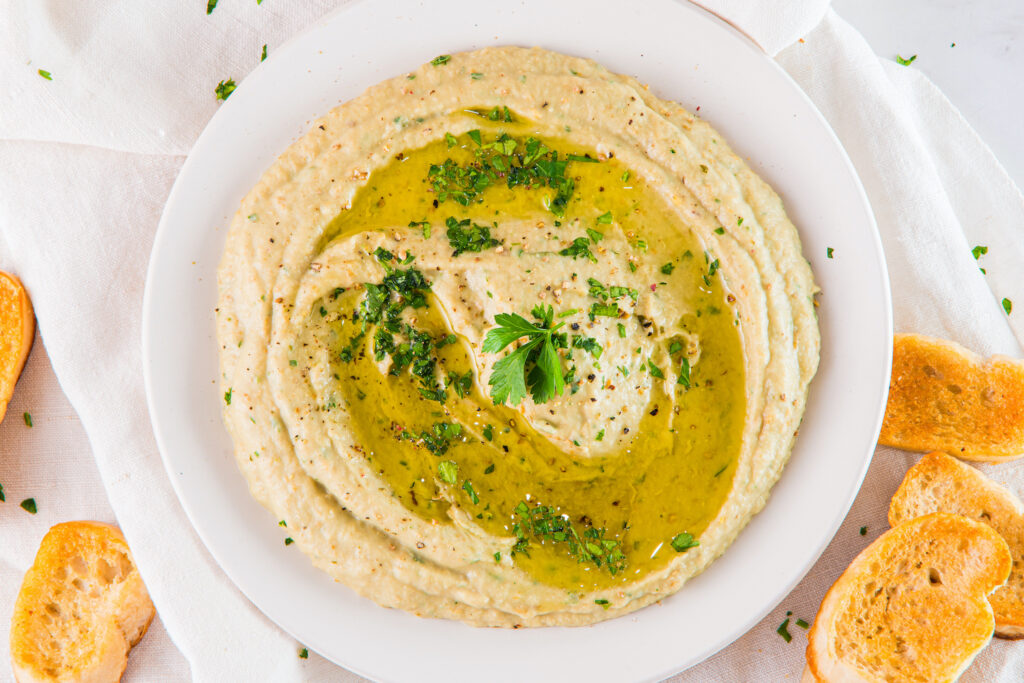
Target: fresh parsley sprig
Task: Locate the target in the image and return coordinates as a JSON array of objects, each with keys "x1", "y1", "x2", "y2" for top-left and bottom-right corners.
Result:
[{"x1": 483, "y1": 304, "x2": 579, "y2": 406}]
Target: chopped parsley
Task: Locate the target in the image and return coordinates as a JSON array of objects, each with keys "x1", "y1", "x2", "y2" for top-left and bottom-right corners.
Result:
[
  {"x1": 428, "y1": 132, "x2": 591, "y2": 217},
  {"x1": 595, "y1": 598, "x2": 610, "y2": 609},
  {"x1": 408, "y1": 219, "x2": 431, "y2": 238},
  {"x1": 647, "y1": 360, "x2": 664, "y2": 379},
  {"x1": 342, "y1": 266, "x2": 451, "y2": 402},
  {"x1": 571, "y1": 335, "x2": 602, "y2": 359},
  {"x1": 617, "y1": 323, "x2": 626, "y2": 338},
  {"x1": 400, "y1": 422, "x2": 463, "y2": 456},
  {"x1": 896, "y1": 54, "x2": 917, "y2": 66},
  {"x1": 206, "y1": 0, "x2": 217, "y2": 14},
  {"x1": 777, "y1": 618, "x2": 792, "y2": 642},
  {"x1": 23, "y1": 412, "x2": 32, "y2": 427},
  {"x1": 860, "y1": 526, "x2": 867, "y2": 536},
  {"x1": 298, "y1": 648, "x2": 308, "y2": 659},
  {"x1": 661, "y1": 262, "x2": 676, "y2": 275},
  {"x1": 445, "y1": 217, "x2": 502, "y2": 256},
  {"x1": 223, "y1": 389, "x2": 232, "y2": 406},
  {"x1": 826, "y1": 247, "x2": 834, "y2": 259},
  {"x1": 20, "y1": 498, "x2": 37, "y2": 514},
  {"x1": 0, "y1": 483, "x2": 4, "y2": 502},
  {"x1": 484, "y1": 463, "x2": 495, "y2": 474},
  {"x1": 445, "y1": 370, "x2": 472, "y2": 398},
  {"x1": 462, "y1": 480, "x2": 480, "y2": 504},
  {"x1": 261, "y1": 44, "x2": 268, "y2": 62},
  {"x1": 284, "y1": 537, "x2": 294, "y2": 545},
  {"x1": 588, "y1": 302, "x2": 620, "y2": 320},
  {"x1": 670, "y1": 532, "x2": 698, "y2": 552},
  {"x1": 471, "y1": 72, "x2": 484, "y2": 80},
  {"x1": 587, "y1": 278, "x2": 638, "y2": 304},
  {"x1": 512, "y1": 500, "x2": 626, "y2": 575},
  {"x1": 559, "y1": 237, "x2": 597, "y2": 263},
  {"x1": 596, "y1": 429, "x2": 605, "y2": 441},
  {"x1": 796, "y1": 618, "x2": 810, "y2": 629},
  {"x1": 482, "y1": 424, "x2": 494, "y2": 441},
  {"x1": 430, "y1": 55, "x2": 452, "y2": 66},
  {"x1": 38, "y1": 69, "x2": 52, "y2": 81},
  {"x1": 971, "y1": 245, "x2": 988, "y2": 260},
  {"x1": 1003, "y1": 298, "x2": 1013, "y2": 315},
  {"x1": 595, "y1": 211, "x2": 613, "y2": 224},
  {"x1": 437, "y1": 460, "x2": 459, "y2": 484},
  {"x1": 214, "y1": 79, "x2": 237, "y2": 101},
  {"x1": 677, "y1": 357, "x2": 691, "y2": 388}
]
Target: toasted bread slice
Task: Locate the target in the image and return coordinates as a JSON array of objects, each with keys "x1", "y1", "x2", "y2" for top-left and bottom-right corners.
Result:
[
  {"x1": 879, "y1": 333, "x2": 1024, "y2": 461},
  {"x1": 804, "y1": 512, "x2": 1011, "y2": 682},
  {"x1": 10, "y1": 522, "x2": 156, "y2": 683},
  {"x1": 0, "y1": 271, "x2": 34, "y2": 424},
  {"x1": 889, "y1": 451, "x2": 1024, "y2": 638}
]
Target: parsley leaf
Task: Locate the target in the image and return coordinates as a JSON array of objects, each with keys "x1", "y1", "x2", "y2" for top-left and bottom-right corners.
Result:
[
  {"x1": 527, "y1": 335, "x2": 565, "y2": 403},
  {"x1": 896, "y1": 54, "x2": 917, "y2": 66},
  {"x1": 488, "y1": 337, "x2": 538, "y2": 406},
  {"x1": 430, "y1": 55, "x2": 452, "y2": 66},
  {"x1": 670, "y1": 532, "x2": 698, "y2": 552},
  {"x1": 972, "y1": 245, "x2": 988, "y2": 260},
  {"x1": 437, "y1": 460, "x2": 459, "y2": 484},
  {"x1": 38, "y1": 69, "x2": 52, "y2": 81},
  {"x1": 677, "y1": 357, "x2": 691, "y2": 389},
  {"x1": 588, "y1": 302, "x2": 620, "y2": 320},
  {"x1": 647, "y1": 360, "x2": 664, "y2": 379},
  {"x1": 483, "y1": 306, "x2": 585, "y2": 406}
]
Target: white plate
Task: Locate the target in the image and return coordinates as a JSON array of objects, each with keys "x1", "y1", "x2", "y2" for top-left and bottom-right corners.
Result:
[{"x1": 142, "y1": 0, "x2": 891, "y2": 680}]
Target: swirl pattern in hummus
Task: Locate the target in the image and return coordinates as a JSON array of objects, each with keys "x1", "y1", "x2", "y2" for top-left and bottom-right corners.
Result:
[{"x1": 217, "y1": 47, "x2": 819, "y2": 627}]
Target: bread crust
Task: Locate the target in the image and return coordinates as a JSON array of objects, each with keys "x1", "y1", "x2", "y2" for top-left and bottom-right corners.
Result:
[
  {"x1": 805, "y1": 512, "x2": 1011, "y2": 682},
  {"x1": 890, "y1": 451, "x2": 1024, "y2": 639},
  {"x1": 10, "y1": 521, "x2": 156, "y2": 683},
  {"x1": 880, "y1": 333, "x2": 1024, "y2": 461},
  {"x1": 0, "y1": 271, "x2": 34, "y2": 424}
]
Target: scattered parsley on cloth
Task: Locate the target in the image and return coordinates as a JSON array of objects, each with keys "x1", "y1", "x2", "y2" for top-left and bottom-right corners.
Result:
[{"x1": 215, "y1": 79, "x2": 237, "y2": 101}]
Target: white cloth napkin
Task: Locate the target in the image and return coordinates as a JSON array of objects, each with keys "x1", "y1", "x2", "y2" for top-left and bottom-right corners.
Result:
[{"x1": 1, "y1": 1, "x2": 1022, "y2": 681}]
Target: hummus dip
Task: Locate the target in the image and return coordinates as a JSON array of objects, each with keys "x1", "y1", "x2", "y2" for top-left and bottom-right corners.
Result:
[{"x1": 217, "y1": 47, "x2": 819, "y2": 627}]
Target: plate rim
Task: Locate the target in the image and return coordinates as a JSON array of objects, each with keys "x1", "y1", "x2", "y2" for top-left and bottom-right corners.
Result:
[{"x1": 142, "y1": 1, "x2": 892, "y2": 679}]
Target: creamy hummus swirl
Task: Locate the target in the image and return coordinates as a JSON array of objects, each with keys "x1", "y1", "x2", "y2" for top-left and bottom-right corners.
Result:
[{"x1": 217, "y1": 47, "x2": 818, "y2": 626}]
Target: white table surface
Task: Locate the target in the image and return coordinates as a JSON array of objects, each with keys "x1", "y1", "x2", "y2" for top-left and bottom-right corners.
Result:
[{"x1": 1, "y1": 2, "x2": 1021, "y2": 681}]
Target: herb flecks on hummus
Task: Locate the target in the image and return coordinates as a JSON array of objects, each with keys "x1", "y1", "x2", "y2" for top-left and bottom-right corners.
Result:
[{"x1": 217, "y1": 47, "x2": 819, "y2": 627}]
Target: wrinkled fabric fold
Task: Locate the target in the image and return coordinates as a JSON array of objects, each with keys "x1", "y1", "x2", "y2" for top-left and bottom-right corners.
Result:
[{"x1": 0, "y1": 1, "x2": 1021, "y2": 681}]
